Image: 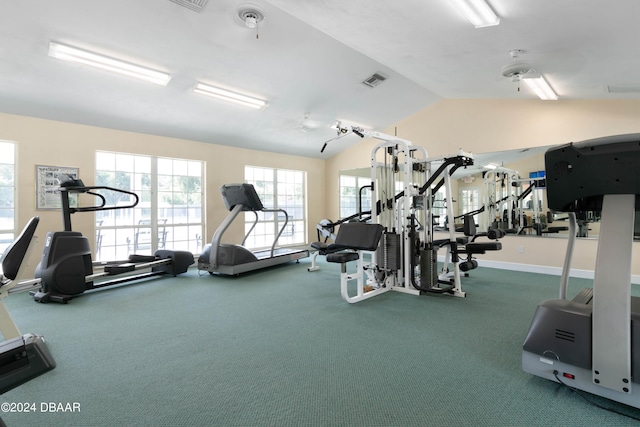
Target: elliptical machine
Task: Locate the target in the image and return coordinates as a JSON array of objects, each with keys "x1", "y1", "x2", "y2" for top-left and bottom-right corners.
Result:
[{"x1": 32, "y1": 176, "x2": 194, "y2": 303}]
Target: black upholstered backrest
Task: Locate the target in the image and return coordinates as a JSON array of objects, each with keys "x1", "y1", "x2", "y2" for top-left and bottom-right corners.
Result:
[
  {"x1": 1, "y1": 217, "x2": 39, "y2": 281},
  {"x1": 463, "y1": 215, "x2": 476, "y2": 237},
  {"x1": 333, "y1": 223, "x2": 384, "y2": 251}
]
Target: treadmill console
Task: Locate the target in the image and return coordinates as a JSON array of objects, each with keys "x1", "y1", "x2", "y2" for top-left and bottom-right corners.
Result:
[
  {"x1": 545, "y1": 133, "x2": 640, "y2": 212},
  {"x1": 220, "y1": 184, "x2": 264, "y2": 212}
]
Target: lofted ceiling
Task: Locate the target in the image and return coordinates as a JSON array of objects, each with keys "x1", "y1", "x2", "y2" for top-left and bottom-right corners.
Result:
[{"x1": 1, "y1": 1, "x2": 638, "y2": 159}]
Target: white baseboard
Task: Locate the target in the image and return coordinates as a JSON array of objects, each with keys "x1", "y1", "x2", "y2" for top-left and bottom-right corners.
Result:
[{"x1": 439, "y1": 257, "x2": 640, "y2": 285}]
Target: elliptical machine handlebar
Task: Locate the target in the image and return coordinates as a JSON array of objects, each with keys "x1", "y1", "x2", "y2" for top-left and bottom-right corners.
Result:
[
  {"x1": 61, "y1": 186, "x2": 139, "y2": 214},
  {"x1": 58, "y1": 175, "x2": 139, "y2": 231}
]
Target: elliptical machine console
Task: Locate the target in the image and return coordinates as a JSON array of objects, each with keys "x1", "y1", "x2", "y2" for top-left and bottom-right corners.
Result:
[{"x1": 32, "y1": 176, "x2": 194, "y2": 303}]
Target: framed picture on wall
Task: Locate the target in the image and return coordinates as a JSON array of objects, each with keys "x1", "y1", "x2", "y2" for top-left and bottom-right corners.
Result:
[{"x1": 35, "y1": 165, "x2": 79, "y2": 210}]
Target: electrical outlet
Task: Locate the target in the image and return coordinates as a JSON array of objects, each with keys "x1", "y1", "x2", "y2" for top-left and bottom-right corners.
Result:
[{"x1": 518, "y1": 245, "x2": 525, "y2": 254}]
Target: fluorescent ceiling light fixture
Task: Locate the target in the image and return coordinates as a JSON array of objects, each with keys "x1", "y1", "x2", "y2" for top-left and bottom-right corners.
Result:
[
  {"x1": 523, "y1": 76, "x2": 558, "y2": 100},
  {"x1": 48, "y1": 42, "x2": 171, "y2": 86},
  {"x1": 193, "y1": 83, "x2": 268, "y2": 110},
  {"x1": 448, "y1": 0, "x2": 500, "y2": 28}
]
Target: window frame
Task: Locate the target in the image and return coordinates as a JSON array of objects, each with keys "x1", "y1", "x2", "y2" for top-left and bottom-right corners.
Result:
[
  {"x1": 95, "y1": 151, "x2": 204, "y2": 261},
  {"x1": 0, "y1": 140, "x2": 16, "y2": 254},
  {"x1": 243, "y1": 166, "x2": 307, "y2": 250}
]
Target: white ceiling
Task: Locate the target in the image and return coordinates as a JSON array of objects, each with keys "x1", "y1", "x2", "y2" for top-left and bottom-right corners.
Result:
[{"x1": 1, "y1": 1, "x2": 638, "y2": 159}]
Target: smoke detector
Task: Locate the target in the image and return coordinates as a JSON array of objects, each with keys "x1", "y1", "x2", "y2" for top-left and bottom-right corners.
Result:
[{"x1": 501, "y1": 49, "x2": 532, "y2": 81}]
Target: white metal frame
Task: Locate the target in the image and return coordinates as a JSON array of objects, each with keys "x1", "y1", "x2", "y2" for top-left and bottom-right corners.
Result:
[
  {"x1": 523, "y1": 195, "x2": 638, "y2": 406},
  {"x1": 340, "y1": 251, "x2": 393, "y2": 304},
  {"x1": 437, "y1": 168, "x2": 465, "y2": 297},
  {"x1": 592, "y1": 194, "x2": 634, "y2": 392},
  {"x1": 332, "y1": 123, "x2": 471, "y2": 303}
]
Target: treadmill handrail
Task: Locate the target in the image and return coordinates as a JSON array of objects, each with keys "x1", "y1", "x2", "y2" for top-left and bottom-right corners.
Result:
[
  {"x1": 559, "y1": 212, "x2": 577, "y2": 300},
  {"x1": 208, "y1": 199, "x2": 292, "y2": 268},
  {"x1": 210, "y1": 204, "x2": 244, "y2": 269},
  {"x1": 262, "y1": 208, "x2": 289, "y2": 258},
  {"x1": 241, "y1": 211, "x2": 259, "y2": 247}
]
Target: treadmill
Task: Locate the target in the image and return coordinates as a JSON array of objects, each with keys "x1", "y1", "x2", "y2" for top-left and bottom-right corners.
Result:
[
  {"x1": 198, "y1": 183, "x2": 309, "y2": 275},
  {"x1": 522, "y1": 134, "x2": 640, "y2": 409}
]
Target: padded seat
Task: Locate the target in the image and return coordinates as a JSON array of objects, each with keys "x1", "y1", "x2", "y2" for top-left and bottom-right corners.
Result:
[
  {"x1": 310, "y1": 241, "x2": 329, "y2": 251},
  {"x1": 326, "y1": 252, "x2": 360, "y2": 264},
  {"x1": 310, "y1": 241, "x2": 344, "y2": 257},
  {"x1": 547, "y1": 226, "x2": 568, "y2": 233},
  {"x1": 464, "y1": 241, "x2": 502, "y2": 253},
  {"x1": 434, "y1": 237, "x2": 468, "y2": 247}
]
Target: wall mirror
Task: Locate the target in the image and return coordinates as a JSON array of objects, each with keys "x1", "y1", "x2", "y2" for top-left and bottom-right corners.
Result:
[{"x1": 339, "y1": 145, "x2": 603, "y2": 239}]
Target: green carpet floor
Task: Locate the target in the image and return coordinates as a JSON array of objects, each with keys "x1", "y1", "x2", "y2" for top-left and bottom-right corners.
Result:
[{"x1": 2, "y1": 258, "x2": 640, "y2": 426}]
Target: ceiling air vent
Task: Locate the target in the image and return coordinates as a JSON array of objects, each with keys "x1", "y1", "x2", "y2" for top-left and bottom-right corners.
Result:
[
  {"x1": 169, "y1": 0, "x2": 208, "y2": 12},
  {"x1": 362, "y1": 73, "x2": 387, "y2": 88}
]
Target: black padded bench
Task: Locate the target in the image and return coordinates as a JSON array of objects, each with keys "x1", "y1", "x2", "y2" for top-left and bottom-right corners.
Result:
[
  {"x1": 459, "y1": 215, "x2": 502, "y2": 254},
  {"x1": 326, "y1": 223, "x2": 384, "y2": 267}
]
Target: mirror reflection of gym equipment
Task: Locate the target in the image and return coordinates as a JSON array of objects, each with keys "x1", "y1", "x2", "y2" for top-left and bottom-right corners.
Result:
[
  {"x1": 198, "y1": 183, "x2": 309, "y2": 276},
  {"x1": 339, "y1": 144, "x2": 608, "y2": 239}
]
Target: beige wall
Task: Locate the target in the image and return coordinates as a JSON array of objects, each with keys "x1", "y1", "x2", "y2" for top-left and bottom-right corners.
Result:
[
  {"x1": 326, "y1": 99, "x2": 640, "y2": 276},
  {"x1": 1, "y1": 112, "x2": 325, "y2": 278},
  {"x1": 6, "y1": 98, "x2": 640, "y2": 279}
]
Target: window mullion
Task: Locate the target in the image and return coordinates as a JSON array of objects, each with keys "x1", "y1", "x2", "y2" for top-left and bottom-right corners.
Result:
[
  {"x1": 150, "y1": 158, "x2": 159, "y2": 252},
  {"x1": 272, "y1": 168, "x2": 279, "y2": 239}
]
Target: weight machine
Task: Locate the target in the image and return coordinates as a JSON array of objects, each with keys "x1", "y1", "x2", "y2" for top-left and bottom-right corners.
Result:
[
  {"x1": 483, "y1": 167, "x2": 522, "y2": 232},
  {"x1": 324, "y1": 123, "x2": 474, "y2": 303}
]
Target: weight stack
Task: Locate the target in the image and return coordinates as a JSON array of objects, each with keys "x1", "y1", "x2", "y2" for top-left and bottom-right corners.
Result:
[
  {"x1": 376, "y1": 232, "x2": 401, "y2": 270},
  {"x1": 419, "y1": 247, "x2": 439, "y2": 288}
]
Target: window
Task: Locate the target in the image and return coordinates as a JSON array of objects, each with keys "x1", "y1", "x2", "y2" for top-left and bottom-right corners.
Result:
[
  {"x1": 95, "y1": 152, "x2": 204, "y2": 261},
  {"x1": 459, "y1": 187, "x2": 480, "y2": 223},
  {"x1": 339, "y1": 174, "x2": 371, "y2": 219},
  {"x1": 432, "y1": 186, "x2": 447, "y2": 228},
  {"x1": 0, "y1": 141, "x2": 15, "y2": 253},
  {"x1": 244, "y1": 166, "x2": 306, "y2": 249}
]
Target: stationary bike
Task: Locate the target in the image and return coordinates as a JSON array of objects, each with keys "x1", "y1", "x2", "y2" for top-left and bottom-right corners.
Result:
[
  {"x1": 0, "y1": 217, "x2": 56, "y2": 427},
  {"x1": 32, "y1": 176, "x2": 194, "y2": 303}
]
